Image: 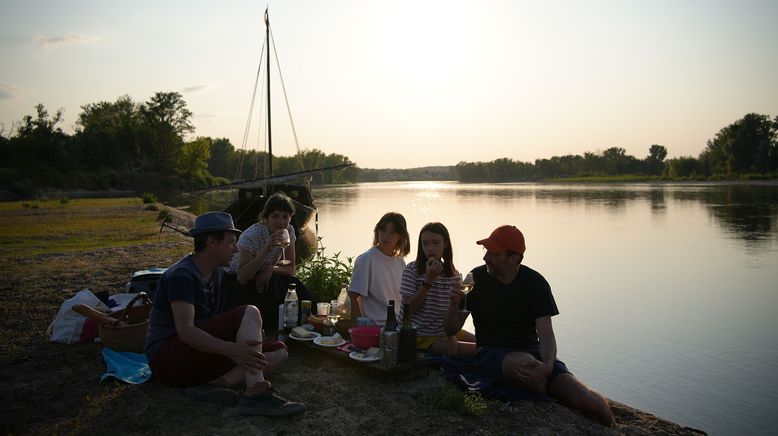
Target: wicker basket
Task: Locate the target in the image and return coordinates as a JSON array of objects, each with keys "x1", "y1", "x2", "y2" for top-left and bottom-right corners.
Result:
[{"x1": 101, "y1": 292, "x2": 152, "y2": 353}]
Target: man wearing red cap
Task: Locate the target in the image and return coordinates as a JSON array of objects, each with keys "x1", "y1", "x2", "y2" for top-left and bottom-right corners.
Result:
[{"x1": 444, "y1": 225, "x2": 614, "y2": 426}]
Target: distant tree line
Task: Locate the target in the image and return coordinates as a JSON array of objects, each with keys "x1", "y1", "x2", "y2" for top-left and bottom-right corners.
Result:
[
  {"x1": 0, "y1": 92, "x2": 356, "y2": 197},
  {"x1": 1, "y1": 96, "x2": 775, "y2": 197},
  {"x1": 455, "y1": 113, "x2": 778, "y2": 182}
]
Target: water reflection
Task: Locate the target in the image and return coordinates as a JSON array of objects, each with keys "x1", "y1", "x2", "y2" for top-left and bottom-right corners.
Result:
[
  {"x1": 172, "y1": 182, "x2": 778, "y2": 247},
  {"x1": 670, "y1": 185, "x2": 778, "y2": 246}
]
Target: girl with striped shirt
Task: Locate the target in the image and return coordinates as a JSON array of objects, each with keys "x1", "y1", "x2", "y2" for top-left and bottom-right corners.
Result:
[{"x1": 399, "y1": 222, "x2": 475, "y2": 354}]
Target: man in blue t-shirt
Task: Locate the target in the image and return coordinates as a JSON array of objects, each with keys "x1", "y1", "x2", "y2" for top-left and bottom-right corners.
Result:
[
  {"x1": 144, "y1": 211, "x2": 305, "y2": 417},
  {"x1": 444, "y1": 225, "x2": 614, "y2": 426}
]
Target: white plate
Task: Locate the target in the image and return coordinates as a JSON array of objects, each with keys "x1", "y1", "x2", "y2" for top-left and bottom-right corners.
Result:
[
  {"x1": 349, "y1": 350, "x2": 380, "y2": 362},
  {"x1": 313, "y1": 336, "x2": 346, "y2": 347},
  {"x1": 289, "y1": 331, "x2": 320, "y2": 342}
]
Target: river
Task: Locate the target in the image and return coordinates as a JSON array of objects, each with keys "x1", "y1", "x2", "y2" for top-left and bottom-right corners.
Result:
[{"x1": 180, "y1": 181, "x2": 778, "y2": 435}]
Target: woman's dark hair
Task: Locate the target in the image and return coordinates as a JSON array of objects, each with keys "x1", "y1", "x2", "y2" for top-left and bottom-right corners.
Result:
[
  {"x1": 372, "y1": 212, "x2": 410, "y2": 257},
  {"x1": 259, "y1": 192, "x2": 296, "y2": 221},
  {"x1": 415, "y1": 222, "x2": 455, "y2": 276}
]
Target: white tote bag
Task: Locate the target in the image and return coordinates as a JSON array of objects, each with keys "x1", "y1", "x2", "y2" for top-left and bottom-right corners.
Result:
[{"x1": 47, "y1": 289, "x2": 110, "y2": 344}]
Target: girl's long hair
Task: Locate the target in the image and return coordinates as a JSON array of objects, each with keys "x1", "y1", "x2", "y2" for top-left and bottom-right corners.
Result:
[
  {"x1": 415, "y1": 222, "x2": 455, "y2": 276},
  {"x1": 372, "y1": 212, "x2": 410, "y2": 257}
]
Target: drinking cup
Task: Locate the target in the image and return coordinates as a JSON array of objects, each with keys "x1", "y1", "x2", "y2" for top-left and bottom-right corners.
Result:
[{"x1": 317, "y1": 302, "x2": 331, "y2": 316}]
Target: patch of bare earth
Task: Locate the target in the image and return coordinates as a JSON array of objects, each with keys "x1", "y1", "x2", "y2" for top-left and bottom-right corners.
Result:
[{"x1": 0, "y1": 230, "x2": 706, "y2": 435}]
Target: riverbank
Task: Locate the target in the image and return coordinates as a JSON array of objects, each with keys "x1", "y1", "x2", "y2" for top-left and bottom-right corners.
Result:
[{"x1": 0, "y1": 198, "x2": 706, "y2": 435}]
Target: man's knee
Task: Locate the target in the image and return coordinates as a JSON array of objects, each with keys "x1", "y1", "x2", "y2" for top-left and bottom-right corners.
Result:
[
  {"x1": 242, "y1": 305, "x2": 262, "y2": 326},
  {"x1": 501, "y1": 351, "x2": 536, "y2": 377}
]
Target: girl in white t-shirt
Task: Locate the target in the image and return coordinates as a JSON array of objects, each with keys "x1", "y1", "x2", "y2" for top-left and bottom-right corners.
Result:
[{"x1": 348, "y1": 212, "x2": 410, "y2": 325}]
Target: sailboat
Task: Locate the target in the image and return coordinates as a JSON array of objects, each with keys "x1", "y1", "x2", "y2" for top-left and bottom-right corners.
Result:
[{"x1": 219, "y1": 8, "x2": 352, "y2": 260}]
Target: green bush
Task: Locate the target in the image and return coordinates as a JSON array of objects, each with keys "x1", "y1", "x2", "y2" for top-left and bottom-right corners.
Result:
[
  {"x1": 141, "y1": 192, "x2": 158, "y2": 204},
  {"x1": 297, "y1": 237, "x2": 353, "y2": 303}
]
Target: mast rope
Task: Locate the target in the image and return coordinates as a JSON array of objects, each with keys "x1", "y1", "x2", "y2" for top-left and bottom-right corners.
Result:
[
  {"x1": 269, "y1": 28, "x2": 305, "y2": 171},
  {"x1": 236, "y1": 36, "x2": 267, "y2": 181}
]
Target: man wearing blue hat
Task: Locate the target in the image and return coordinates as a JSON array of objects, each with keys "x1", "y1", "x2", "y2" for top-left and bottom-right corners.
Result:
[
  {"x1": 145, "y1": 211, "x2": 305, "y2": 417},
  {"x1": 444, "y1": 225, "x2": 614, "y2": 426}
]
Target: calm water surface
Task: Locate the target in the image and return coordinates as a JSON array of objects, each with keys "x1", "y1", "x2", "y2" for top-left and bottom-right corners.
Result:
[{"x1": 184, "y1": 182, "x2": 778, "y2": 435}]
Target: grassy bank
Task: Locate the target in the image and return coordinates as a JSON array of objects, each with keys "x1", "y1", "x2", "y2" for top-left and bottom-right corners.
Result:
[{"x1": 0, "y1": 198, "x2": 705, "y2": 435}]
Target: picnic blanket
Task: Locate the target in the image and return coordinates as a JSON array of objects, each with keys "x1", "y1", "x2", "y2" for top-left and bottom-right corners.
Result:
[
  {"x1": 101, "y1": 348, "x2": 151, "y2": 384},
  {"x1": 439, "y1": 355, "x2": 552, "y2": 402}
]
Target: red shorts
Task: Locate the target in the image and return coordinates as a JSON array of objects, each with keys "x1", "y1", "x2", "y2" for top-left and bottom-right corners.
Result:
[{"x1": 149, "y1": 305, "x2": 287, "y2": 387}]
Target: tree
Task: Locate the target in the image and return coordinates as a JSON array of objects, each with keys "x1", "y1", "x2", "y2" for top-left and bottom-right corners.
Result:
[
  {"x1": 138, "y1": 92, "x2": 194, "y2": 173},
  {"x1": 207, "y1": 137, "x2": 236, "y2": 178},
  {"x1": 665, "y1": 157, "x2": 702, "y2": 178},
  {"x1": 644, "y1": 144, "x2": 668, "y2": 175},
  {"x1": 13, "y1": 104, "x2": 69, "y2": 170},
  {"x1": 700, "y1": 113, "x2": 777, "y2": 175},
  {"x1": 178, "y1": 137, "x2": 212, "y2": 178},
  {"x1": 75, "y1": 95, "x2": 141, "y2": 171}
]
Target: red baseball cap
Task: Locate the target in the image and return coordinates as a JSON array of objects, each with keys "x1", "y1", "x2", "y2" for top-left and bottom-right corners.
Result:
[{"x1": 477, "y1": 225, "x2": 526, "y2": 254}]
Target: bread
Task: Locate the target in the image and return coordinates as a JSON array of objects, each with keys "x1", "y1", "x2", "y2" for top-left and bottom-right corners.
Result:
[{"x1": 291, "y1": 326, "x2": 313, "y2": 338}]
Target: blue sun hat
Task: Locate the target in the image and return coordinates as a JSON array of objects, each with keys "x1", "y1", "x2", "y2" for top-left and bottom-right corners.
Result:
[{"x1": 188, "y1": 212, "x2": 242, "y2": 237}]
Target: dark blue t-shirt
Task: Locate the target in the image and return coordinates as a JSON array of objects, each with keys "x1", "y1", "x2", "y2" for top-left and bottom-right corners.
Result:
[
  {"x1": 468, "y1": 264, "x2": 559, "y2": 348},
  {"x1": 144, "y1": 254, "x2": 222, "y2": 361}
]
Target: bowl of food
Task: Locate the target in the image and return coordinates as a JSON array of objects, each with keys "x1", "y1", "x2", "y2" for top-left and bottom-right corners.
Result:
[
  {"x1": 348, "y1": 325, "x2": 381, "y2": 349},
  {"x1": 307, "y1": 315, "x2": 326, "y2": 333}
]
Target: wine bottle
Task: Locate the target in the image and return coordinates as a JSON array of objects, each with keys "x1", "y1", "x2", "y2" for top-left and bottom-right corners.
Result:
[
  {"x1": 398, "y1": 302, "x2": 416, "y2": 363},
  {"x1": 384, "y1": 299, "x2": 398, "y2": 332},
  {"x1": 380, "y1": 300, "x2": 399, "y2": 365}
]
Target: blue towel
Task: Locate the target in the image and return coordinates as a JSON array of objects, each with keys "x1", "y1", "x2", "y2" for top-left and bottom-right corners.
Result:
[{"x1": 101, "y1": 348, "x2": 151, "y2": 384}]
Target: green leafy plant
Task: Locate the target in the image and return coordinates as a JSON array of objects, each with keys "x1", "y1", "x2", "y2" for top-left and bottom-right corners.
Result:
[
  {"x1": 140, "y1": 192, "x2": 158, "y2": 204},
  {"x1": 297, "y1": 237, "x2": 353, "y2": 303},
  {"x1": 417, "y1": 385, "x2": 489, "y2": 416}
]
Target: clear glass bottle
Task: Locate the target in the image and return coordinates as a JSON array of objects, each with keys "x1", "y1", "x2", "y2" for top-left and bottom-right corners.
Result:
[
  {"x1": 336, "y1": 283, "x2": 352, "y2": 320},
  {"x1": 283, "y1": 283, "x2": 298, "y2": 330}
]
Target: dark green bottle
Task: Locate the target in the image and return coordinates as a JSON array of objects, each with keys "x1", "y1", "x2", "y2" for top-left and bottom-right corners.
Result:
[{"x1": 398, "y1": 302, "x2": 416, "y2": 363}]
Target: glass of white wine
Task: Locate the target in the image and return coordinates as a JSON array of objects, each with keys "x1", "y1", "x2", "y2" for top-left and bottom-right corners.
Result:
[
  {"x1": 277, "y1": 228, "x2": 291, "y2": 266},
  {"x1": 460, "y1": 271, "x2": 474, "y2": 311},
  {"x1": 328, "y1": 301, "x2": 340, "y2": 326}
]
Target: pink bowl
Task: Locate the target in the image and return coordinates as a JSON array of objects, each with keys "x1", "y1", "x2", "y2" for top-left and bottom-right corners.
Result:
[{"x1": 349, "y1": 326, "x2": 381, "y2": 349}]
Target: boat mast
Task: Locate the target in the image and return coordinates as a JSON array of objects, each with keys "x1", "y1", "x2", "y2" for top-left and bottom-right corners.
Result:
[{"x1": 265, "y1": 8, "x2": 273, "y2": 177}]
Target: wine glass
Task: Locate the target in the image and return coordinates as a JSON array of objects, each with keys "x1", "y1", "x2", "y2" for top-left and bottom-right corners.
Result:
[
  {"x1": 327, "y1": 301, "x2": 340, "y2": 328},
  {"x1": 460, "y1": 272, "x2": 474, "y2": 310},
  {"x1": 277, "y1": 228, "x2": 291, "y2": 266}
]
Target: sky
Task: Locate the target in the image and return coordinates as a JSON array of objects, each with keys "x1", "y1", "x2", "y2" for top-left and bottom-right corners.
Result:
[{"x1": 1, "y1": 0, "x2": 777, "y2": 169}]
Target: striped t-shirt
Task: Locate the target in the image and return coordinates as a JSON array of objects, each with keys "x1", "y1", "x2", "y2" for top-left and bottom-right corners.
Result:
[{"x1": 398, "y1": 261, "x2": 457, "y2": 337}]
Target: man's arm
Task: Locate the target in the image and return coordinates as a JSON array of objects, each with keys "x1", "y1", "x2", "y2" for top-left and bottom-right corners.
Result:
[
  {"x1": 515, "y1": 315, "x2": 556, "y2": 384},
  {"x1": 170, "y1": 301, "x2": 267, "y2": 372},
  {"x1": 535, "y1": 315, "x2": 557, "y2": 371},
  {"x1": 443, "y1": 286, "x2": 468, "y2": 336}
]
